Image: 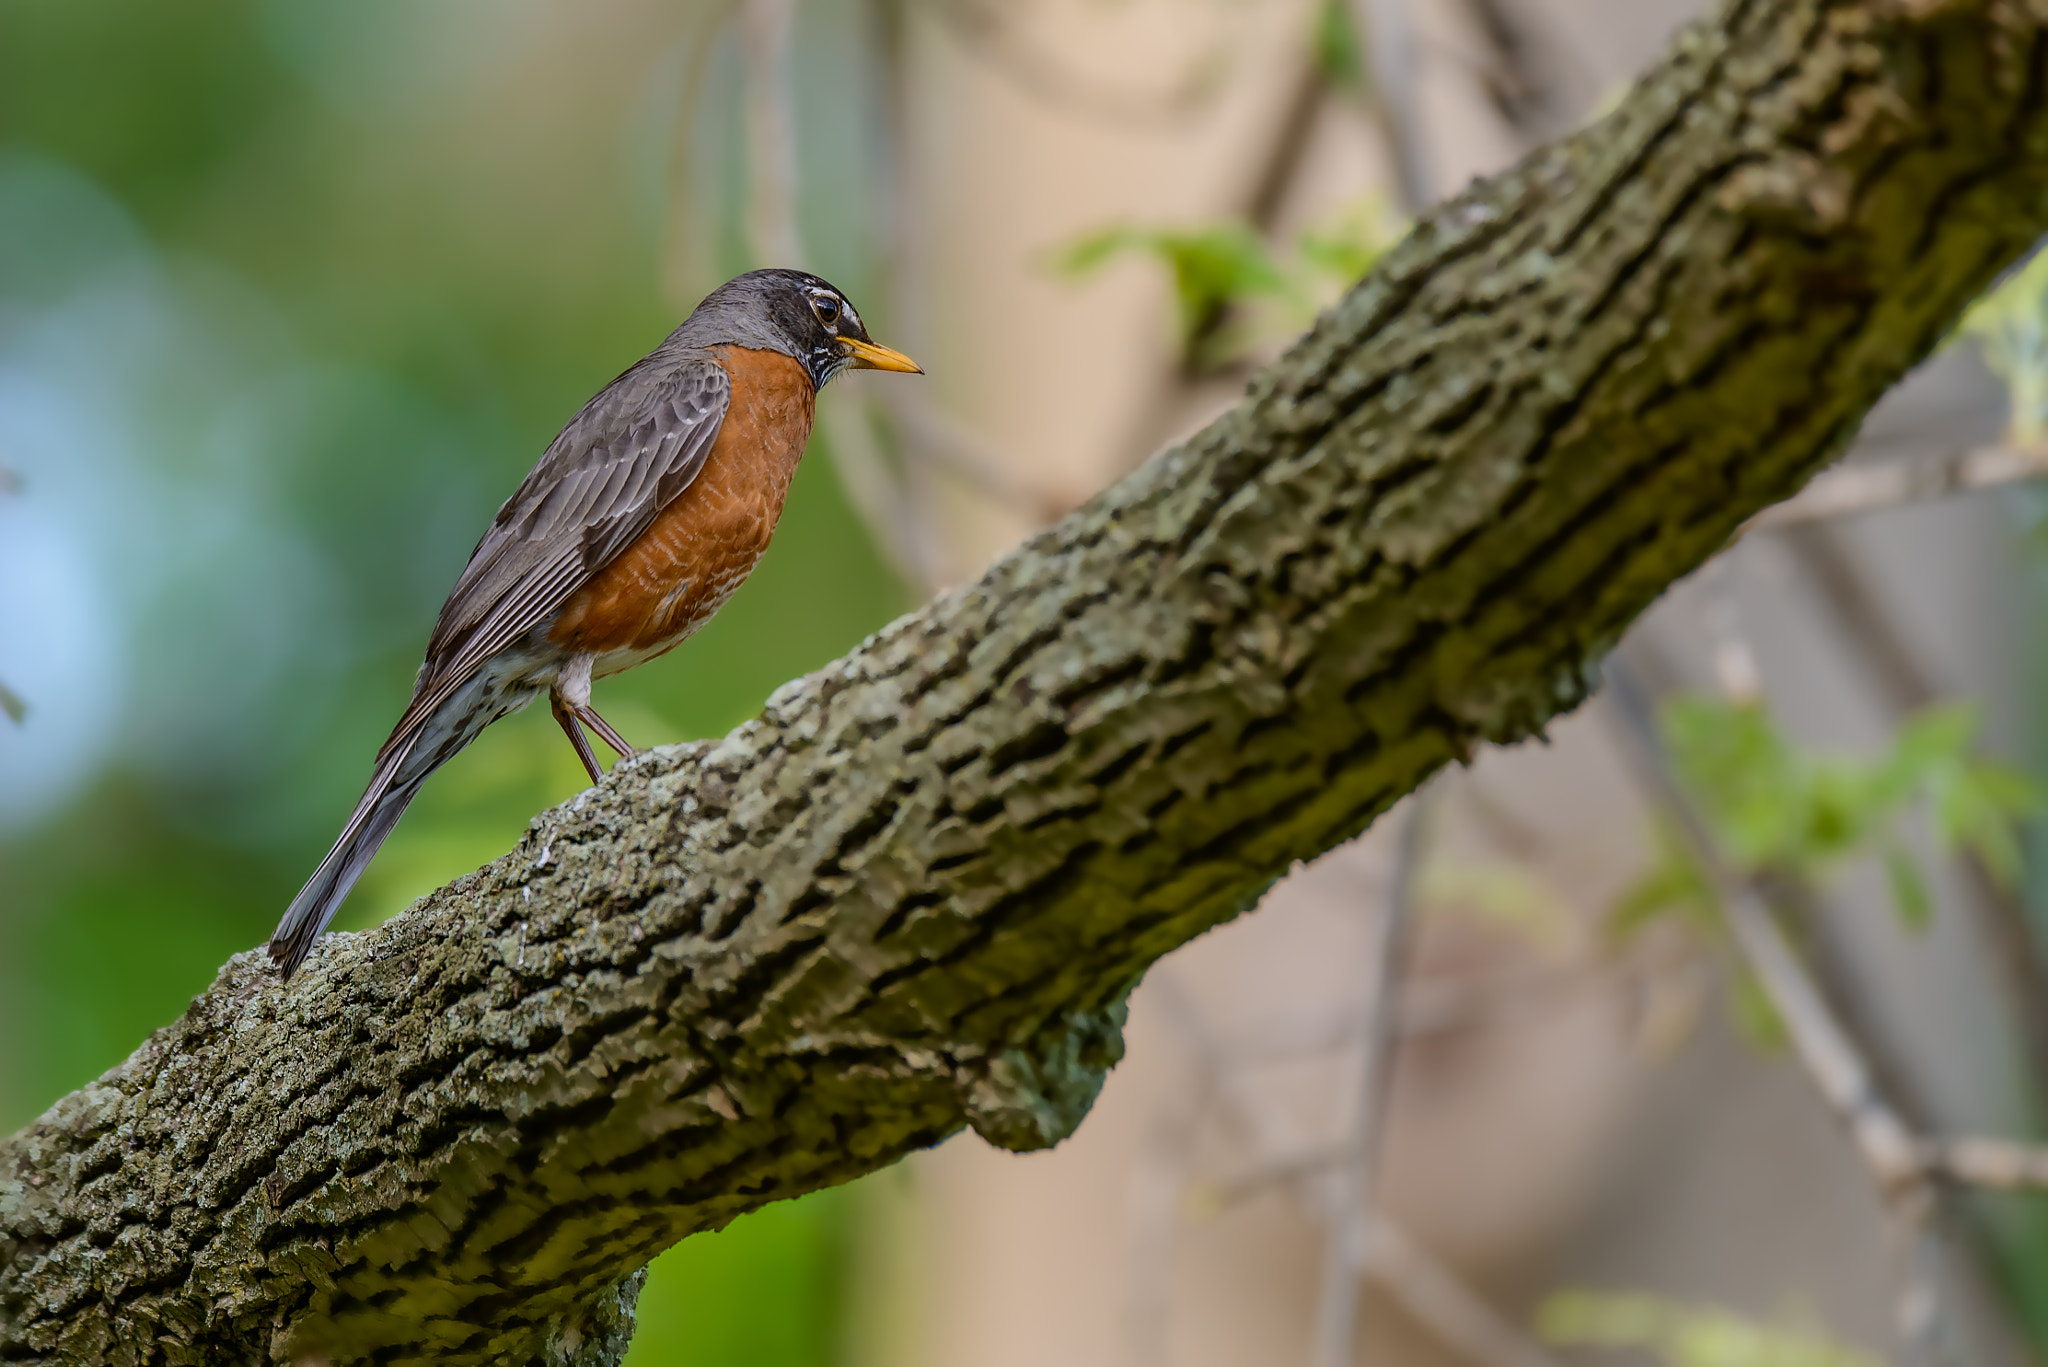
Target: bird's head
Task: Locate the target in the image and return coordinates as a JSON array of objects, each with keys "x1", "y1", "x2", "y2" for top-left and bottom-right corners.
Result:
[{"x1": 698, "y1": 268, "x2": 922, "y2": 391}]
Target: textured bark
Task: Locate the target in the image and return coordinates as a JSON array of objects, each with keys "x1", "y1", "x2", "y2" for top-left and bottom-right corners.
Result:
[{"x1": 9, "y1": 1, "x2": 2048, "y2": 1361}]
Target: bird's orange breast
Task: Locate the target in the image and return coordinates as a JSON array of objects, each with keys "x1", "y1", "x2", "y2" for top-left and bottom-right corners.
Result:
[{"x1": 548, "y1": 344, "x2": 816, "y2": 669}]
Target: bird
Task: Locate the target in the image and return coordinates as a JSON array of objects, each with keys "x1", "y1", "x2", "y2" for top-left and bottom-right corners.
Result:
[{"x1": 268, "y1": 268, "x2": 922, "y2": 980}]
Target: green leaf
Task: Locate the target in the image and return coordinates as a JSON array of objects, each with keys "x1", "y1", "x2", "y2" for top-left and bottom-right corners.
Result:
[
  {"x1": 1054, "y1": 225, "x2": 1148, "y2": 278},
  {"x1": 1058, "y1": 201, "x2": 1399, "y2": 370},
  {"x1": 1882, "y1": 843, "x2": 1932, "y2": 932},
  {"x1": 1924, "y1": 758, "x2": 2040, "y2": 885},
  {"x1": 1056, "y1": 222, "x2": 1288, "y2": 352},
  {"x1": 1608, "y1": 828, "x2": 1716, "y2": 939},
  {"x1": 1871, "y1": 703, "x2": 1977, "y2": 806},
  {"x1": 1659, "y1": 694, "x2": 2035, "y2": 911},
  {"x1": 1662, "y1": 698, "x2": 1806, "y2": 866},
  {"x1": 0, "y1": 679, "x2": 24, "y2": 725},
  {"x1": 1970, "y1": 760, "x2": 2045, "y2": 814},
  {"x1": 1801, "y1": 763, "x2": 1873, "y2": 864},
  {"x1": 1296, "y1": 212, "x2": 1389, "y2": 283}
]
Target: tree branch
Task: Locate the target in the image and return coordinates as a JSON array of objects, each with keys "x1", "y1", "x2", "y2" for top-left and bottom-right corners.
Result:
[
  {"x1": 1746, "y1": 440, "x2": 2048, "y2": 528},
  {"x1": 1771, "y1": 516, "x2": 2048, "y2": 1083},
  {"x1": 11, "y1": 2, "x2": 2048, "y2": 1361},
  {"x1": 1600, "y1": 655, "x2": 1957, "y2": 1357},
  {"x1": 1311, "y1": 794, "x2": 1428, "y2": 1367}
]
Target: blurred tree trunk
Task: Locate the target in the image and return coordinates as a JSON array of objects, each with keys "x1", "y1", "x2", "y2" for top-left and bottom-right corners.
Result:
[{"x1": 9, "y1": 1, "x2": 2048, "y2": 1362}]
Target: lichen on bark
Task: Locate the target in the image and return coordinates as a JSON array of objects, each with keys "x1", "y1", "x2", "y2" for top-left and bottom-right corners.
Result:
[{"x1": 9, "y1": 1, "x2": 2048, "y2": 1361}]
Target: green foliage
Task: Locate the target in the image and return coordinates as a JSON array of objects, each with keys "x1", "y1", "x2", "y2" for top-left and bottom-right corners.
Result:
[
  {"x1": 1297, "y1": 198, "x2": 1395, "y2": 283},
  {"x1": 1610, "y1": 821, "x2": 1719, "y2": 938},
  {"x1": 1617, "y1": 697, "x2": 2039, "y2": 935},
  {"x1": 1539, "y1": 1291, "x2": 1885, "y2": 1367},
  {"x1": 1057, "y1": 222, "x2": 1291, "y2": 364},
  {"x1": 1607, "y1": 697, "x2": 2036, "y2": 1052},
  {"x1": 1056, "y1": 197, "x2": 1397, "y2": 370},
  {"x1": 1960, "y1": 246, "x2": 2048, "y2": 443}
]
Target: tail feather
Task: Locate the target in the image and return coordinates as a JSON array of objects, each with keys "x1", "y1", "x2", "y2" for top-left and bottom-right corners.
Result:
[
  {"x1": 270, "y1": 662, "x2": 543, "y2": 981},
  {"x1": 269, "y1": 757, "x2": 423, "y2": 980}
]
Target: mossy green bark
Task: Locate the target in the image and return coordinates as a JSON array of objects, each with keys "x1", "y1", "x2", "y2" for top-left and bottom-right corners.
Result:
[{"x1": 10, "y1": 0, "x2": 2048, "y2": 1360}]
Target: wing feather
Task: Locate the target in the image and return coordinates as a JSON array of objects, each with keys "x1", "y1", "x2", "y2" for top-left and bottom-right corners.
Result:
[{"x1": 378, "y1": 354, "x2": 731, "y2": 760}]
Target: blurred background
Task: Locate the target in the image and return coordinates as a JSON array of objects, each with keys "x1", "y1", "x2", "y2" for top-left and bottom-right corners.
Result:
[{"x1": 7, "y1": 2, "x2": 2048, "y2": 1366}]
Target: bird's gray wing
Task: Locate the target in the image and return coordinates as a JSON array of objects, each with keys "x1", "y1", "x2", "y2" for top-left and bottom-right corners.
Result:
[{"x1": 379, "y1": 354, "x2": 731, "y2": 759}]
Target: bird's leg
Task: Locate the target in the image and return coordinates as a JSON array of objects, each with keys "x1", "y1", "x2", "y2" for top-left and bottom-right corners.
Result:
[
  {"x1": 571, "y1": 703, "x2": 637, "y2": 761},
  {"x1": 551, "y1": 692, "x2": 605, "y2": 785},
  {"x1": 549, "y1": 654, "x2": 632, "y2": 781}
]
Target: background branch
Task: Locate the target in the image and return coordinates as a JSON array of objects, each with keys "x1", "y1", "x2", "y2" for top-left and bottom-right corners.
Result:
[
  {"x1": 1748, "y1": 442, "x2": 2048, "y2": 529},
  {"x1": 1311, "y1": 792, "x2": 1429, "y2": 1367},
  {"x1": 1769, "y1": 514, "x2": 2048, "y2": 1101}
]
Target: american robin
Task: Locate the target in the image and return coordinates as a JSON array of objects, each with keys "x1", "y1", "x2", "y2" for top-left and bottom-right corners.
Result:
[{"x1": 269, "y1": 268, "x2": 921, "y2": 980}]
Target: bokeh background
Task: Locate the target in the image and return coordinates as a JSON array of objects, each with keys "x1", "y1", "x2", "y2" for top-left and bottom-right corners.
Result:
[{"x1": 8, "y1": 3, "x2": 2048, "y2": 1366}]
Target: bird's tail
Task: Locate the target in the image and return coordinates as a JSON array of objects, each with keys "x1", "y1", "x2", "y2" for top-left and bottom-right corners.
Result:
[
  {"x1": 269, "y1": 664, "x2": 539, "y2": 980},
  {"x1": 268, "y1": 743, "x2": 426, "y2": 981}
]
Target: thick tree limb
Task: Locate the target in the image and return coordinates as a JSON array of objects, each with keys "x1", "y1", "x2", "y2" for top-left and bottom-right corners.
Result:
[{"x1": 10, "y1": 1, "x2": 2048, "y2": 1362}]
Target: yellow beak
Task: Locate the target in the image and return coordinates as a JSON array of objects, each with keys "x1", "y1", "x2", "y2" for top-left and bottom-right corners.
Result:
[{"x1": 841, "y1": 336, "x2": 924, "y2": 373}]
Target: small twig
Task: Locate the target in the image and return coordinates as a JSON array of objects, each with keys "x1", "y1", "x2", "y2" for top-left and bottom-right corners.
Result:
[
  {"x1": 1134, "y1": 967, "x2": 1320, "y2": 1355},
  {"x1": 1157, "y1": 918, "x2": 1564, "y2": 1367},
  {"x1": 1347, "y1": 0, "x2": 1432, "y2": 211},
  {"x1": 739, "y1": 0, "x2": 934, "y2": 588},
  {"x1": 740, "y1": 0, "x2": 803, "y2": 268},
  {"x1": 1699, "y1": 559, "x2": 1765, "y2": 706},
  {"x1": 1605, "y1": 657, "x2": 1961, "y2": 1360},
  {"x1": 923, "y1": 0, "x2": 1227, "y2": 130},
  {"x1": 1610, "y1": 638, "x2": 2048, "y2": 1168},
  {"x1": 1894, "y1": 1196, "x2": 1944, "y2": 1367},
  {"x1": 1214, "y1": 958, "x2": 1613, "y2": 1065},
  {"x1": 1606, "y1": 659, "x2": 1927, "y2": 1189},
  {"x1": 1198, "y1": 1156, "x2": 1572, "y2": 1367},
  {"x1": 1362, "y1": 1218, "x2": 1566, "y2": 1367},
  {"x1": 1926, "y1": 1136, "x2": 2048, "y2": 1189},
  {"x1": 819, "y1": 393, "x2": 942, "y2": 593},
  {"x1": 1456, "y1": 0, "x2": 1590, "y2": 136},
  {"x1": 1439, "y1": 0, "x2": 1535, "y2": 123},
  {"x1": 1183, "y1": 960, "x2": 1645, "y2": 1212},
  {"x1": 1747, "y1": 441, "x2": 2048, "y2": 530},
  {"x1": 1310, "y1": 792, "x2": 1431, "y2": 1367},
  {"x1": 1112, "y1": 51, "x2": 1333, "y2": 473},
  {"x1": 1126, "y1": 974, "x2": 1219, "y2": 1366},
  {"x1": 657, "y1": 0, "x2": 744, "y2": 307},
  {"x1": 882, "y1": 389, "x2": 1079, "y2": 522},
  {"x1": 1152, "y1": 970, "x2": 1299, "y2": 1162},
  {"x1": 1773, "y1": 518, "x2": 2048, "y2": 1082},
  {"x1": 1245, "y1": 58, "x2": 1331, "y2": 230},
  {"x1": 1196, "y1": 1144, "x2": 1353, "y2": 1209}
]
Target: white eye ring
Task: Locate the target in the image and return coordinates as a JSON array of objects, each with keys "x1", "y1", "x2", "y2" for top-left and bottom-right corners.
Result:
[{"x1": 810, "y1": 292, "x2": 843, "y2": 326}]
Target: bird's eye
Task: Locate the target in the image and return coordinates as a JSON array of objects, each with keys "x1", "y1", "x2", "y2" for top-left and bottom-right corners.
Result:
[{"x1": 811, "y1": 294, "x2": 842, "y2": 326}]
